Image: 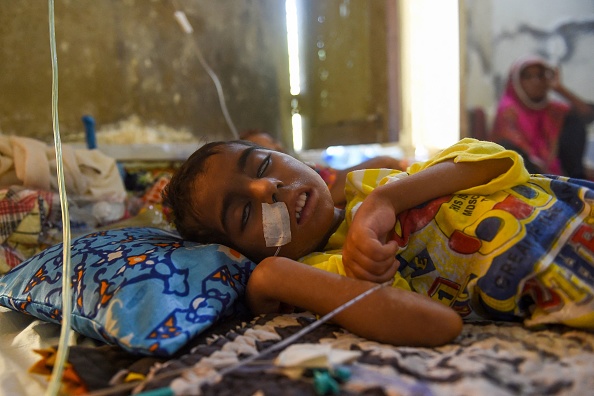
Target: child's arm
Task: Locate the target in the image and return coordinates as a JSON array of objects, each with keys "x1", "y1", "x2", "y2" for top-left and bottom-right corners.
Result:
[
  {"x1": 343, "y1": 157, "x2": 513, "y2": 282},
  {"x1": 246, "y1": 256, "x2": 463, "y2": 347},
  {"x1": 331, "y1": 156, "x2": 405, "y2": 207}
]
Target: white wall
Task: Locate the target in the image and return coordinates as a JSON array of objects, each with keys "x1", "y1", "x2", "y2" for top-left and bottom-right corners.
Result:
[{"x1": 465, "y1": 0, "x2": 594, "y2": 126}]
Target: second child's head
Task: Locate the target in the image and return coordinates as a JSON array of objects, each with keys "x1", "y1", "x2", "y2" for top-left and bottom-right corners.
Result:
[
  {"x1": 240, "y1": 130, "x2": 286, "y2": 153},
  {"x1": 163, "y1": 140, "x2": 338, "y2": 262}
]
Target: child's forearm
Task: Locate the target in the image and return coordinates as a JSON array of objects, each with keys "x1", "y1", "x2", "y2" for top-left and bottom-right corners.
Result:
[
  {"x1": 331, "y1": 157, "x2": 404, "y2": 207},
  {"x1": 246, "y1": 257, "x2": 462, "y2": 347},
  {"x1": 377, "y1": 158, "x2": 513, "y2": 214}
]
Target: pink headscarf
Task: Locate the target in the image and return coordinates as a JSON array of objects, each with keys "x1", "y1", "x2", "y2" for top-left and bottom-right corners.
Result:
[{"x1": 490, "y1": 55, "x2": 570, "y2": 174}]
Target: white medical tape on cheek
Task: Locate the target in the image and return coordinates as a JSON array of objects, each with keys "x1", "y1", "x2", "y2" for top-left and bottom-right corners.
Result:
[{"x1": 262, "y1": 202, "x2": 292, "y2": 247}]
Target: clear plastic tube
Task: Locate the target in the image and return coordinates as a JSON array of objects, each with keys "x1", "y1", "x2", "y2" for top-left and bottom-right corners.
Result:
[
  {"x1": 45, "y1": 1, "x2": 74, "y2": 395},
  {"x1": 173, "y1": 8, "x2": 239, "y2": 140}
]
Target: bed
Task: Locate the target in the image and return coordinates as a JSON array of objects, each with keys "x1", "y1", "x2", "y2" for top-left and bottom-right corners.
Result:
[
  {"x1": 1, "y1": 138, "x2": 594, "y2": 396},
  {"x1": 112, "y1": 313, "x2": 594, "y2": 396},
  {"x1": 2, "y1": 308, "x2": 594, "y2": 396},
  {"x1": 2, "y1": 221, "x2": 594, "y2": 396}
]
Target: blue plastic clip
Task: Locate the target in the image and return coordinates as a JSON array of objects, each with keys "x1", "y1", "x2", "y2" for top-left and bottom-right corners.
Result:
[{"x1": 82, "y1": 115, "x2": 97, "y2": 150}]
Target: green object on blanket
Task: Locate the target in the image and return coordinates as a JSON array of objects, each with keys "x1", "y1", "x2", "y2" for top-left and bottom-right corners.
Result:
[
  {"x1": 135, "y1": 387, "x2": 174, "y2": 396},
  {"x1": 313, "y1": 370, "x2": 340, "y2": 395}
]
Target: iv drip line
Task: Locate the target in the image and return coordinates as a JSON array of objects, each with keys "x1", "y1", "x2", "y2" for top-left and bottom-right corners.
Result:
[
  {"x1": 41, "y1": 4, "x2": 242, "y2": 394},
  {"x1": 46, "y1": 1, "x2": 75, "y2": 395},
  {"x1": 39, "y1": 4, "x2": 389, "y2": 395},
  {"x1": 172, "y1": 4, "x2": 239, "y2": 140}
]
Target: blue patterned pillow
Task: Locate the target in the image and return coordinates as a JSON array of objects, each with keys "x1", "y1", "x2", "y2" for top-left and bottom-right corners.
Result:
[{"x1": 0, "y1": 227, "x2": 256, "y2": 356}]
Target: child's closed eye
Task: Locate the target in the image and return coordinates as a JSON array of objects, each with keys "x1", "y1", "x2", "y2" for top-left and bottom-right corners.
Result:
[
  {"x1": 241, "y1": 154, "x2": 272, "y2": 230},
  {"x1": 241, "y1": 203, "x2": 250, "y2": 230},
  {"x1": 257, "y1": 154, "x2": 271, "y2": 177}
]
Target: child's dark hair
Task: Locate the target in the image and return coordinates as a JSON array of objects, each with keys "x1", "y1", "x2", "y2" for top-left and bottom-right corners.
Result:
[{"x1": 162, "y1": 140, "x2": 256, "y2": 243}]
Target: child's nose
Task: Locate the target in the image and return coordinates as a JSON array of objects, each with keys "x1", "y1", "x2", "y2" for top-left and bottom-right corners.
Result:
[{"x1": 248, "y1": 178, "x2": 281, "y2": 203}]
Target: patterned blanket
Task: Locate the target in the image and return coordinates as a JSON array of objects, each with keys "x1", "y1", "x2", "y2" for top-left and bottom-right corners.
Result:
[
  {"x1": 0, "y1": 187, "x2": 58, "y2": 273},
  {"x1": 78, "y1": 311, "x2": 594, "y2": 396}
]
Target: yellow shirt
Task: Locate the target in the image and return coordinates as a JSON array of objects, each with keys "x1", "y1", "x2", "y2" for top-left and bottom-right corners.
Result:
[
  {"x1": 301, "y1": 138, "x2": 529, "y2": 289},
  {"x1": 300, "y1": 139, "x2": 594, "y2": 327}
]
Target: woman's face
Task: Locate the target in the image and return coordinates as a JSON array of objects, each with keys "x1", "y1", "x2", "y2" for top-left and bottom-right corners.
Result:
[{"x1": 519, "y1": 65, "x2": 550, "y2": 102}]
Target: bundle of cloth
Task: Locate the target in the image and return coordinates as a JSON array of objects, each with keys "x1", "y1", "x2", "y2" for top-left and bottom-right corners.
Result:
[
  {"x1": 0, "y1": 135, "x2": 126, "y2": 200},
  {"x1": 0, "y1": 135, "x2": 127, "y2": 273}
]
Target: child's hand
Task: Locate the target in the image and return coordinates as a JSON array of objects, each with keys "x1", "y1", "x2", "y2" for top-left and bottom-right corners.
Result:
[
  {"x1": 342, "y1": 193, "x2": 399, "y2": 283},
  {"x1": 343, "y1": 156, "x2": 516, "y2": 284}
]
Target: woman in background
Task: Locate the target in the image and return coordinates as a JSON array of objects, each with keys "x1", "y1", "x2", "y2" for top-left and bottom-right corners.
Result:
[{"x1": 490, "y1": 55, "x2": 594, "y2": 179}]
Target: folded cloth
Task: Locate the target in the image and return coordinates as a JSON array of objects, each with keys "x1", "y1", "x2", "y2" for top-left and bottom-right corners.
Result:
[
  {"x1": 0, "y1": 187, "x2": 57, "y2": 274},
  {"x1": 0, "y1": 245, "x2": 25, "y2": 275},
  {"x1": 0, "y1": 135, "x2": 126, "y2": 202}
]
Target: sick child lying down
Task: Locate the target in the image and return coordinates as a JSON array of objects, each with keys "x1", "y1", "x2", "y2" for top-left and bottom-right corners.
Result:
[{"x1": 162, "y1": 138, "x2": 594, "y2": 347}]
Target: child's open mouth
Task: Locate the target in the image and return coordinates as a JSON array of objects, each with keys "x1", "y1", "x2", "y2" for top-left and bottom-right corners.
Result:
[{"x1": 295, "y1": 192, "x2": 308, "y2": 223}]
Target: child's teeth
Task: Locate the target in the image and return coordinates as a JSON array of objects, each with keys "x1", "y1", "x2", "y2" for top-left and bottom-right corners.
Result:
[
  {"x1": 298, "y1": 194, "x2": 306, "y2": 205},
  {"x1": 295, "y1": 192, "x2": 307, "y2": 219}
]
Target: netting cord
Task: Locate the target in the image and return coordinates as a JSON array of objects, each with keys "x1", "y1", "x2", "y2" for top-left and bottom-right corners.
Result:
[
  {"x1": 85, "y1": 280, "x2": 391, "y2": 396},
  {"x1": 45, "y1": 1, "x2": 74, "y2": 394}
]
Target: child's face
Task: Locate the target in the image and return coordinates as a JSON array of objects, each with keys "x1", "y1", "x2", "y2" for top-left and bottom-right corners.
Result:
[{"x1": 193, "y1": 143, "x2": 337, "y2": 262}]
